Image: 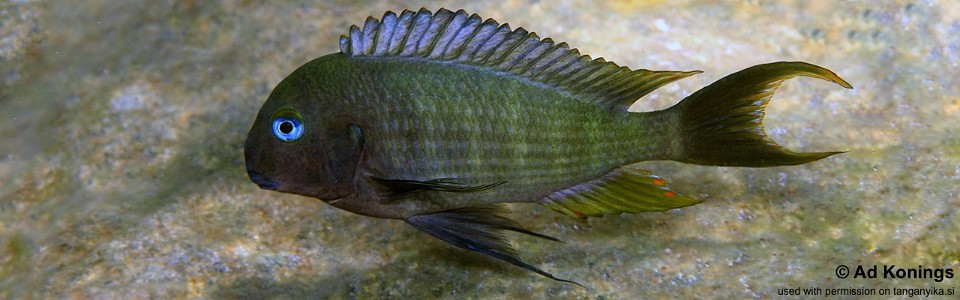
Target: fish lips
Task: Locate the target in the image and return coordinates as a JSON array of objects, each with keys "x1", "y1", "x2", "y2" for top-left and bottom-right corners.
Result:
[
  {"x1": 245, "y1": 160, "x2": 279, "y2": 190},
  {"x1": 247, "y1": 170, "x2": 279, "y2": 190}
]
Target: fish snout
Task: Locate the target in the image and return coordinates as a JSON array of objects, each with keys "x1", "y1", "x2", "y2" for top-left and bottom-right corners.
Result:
[
  {"x1": 248, "y1": 170, "x2": 279, "y2": 190},
  {"x1": 246, "y1": 161, "x2": 279, "y2": 190}
]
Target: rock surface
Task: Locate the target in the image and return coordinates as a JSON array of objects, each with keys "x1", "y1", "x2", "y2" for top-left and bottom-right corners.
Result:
[{"x1": 1, "y1": 1, "x2": 957, "y2": 298}]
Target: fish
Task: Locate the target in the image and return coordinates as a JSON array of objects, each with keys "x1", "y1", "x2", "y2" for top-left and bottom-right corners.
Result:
[{"x1": 243, "y1": 8, "x2": 852, "y2": 285}]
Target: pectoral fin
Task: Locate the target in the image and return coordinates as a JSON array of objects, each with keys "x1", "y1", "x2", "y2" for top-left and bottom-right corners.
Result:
[
  {"x1": 405, "y1": 205, "x2": 583, "y2": 287},
  {"x1": 372, "y1": 177, "x2": 506, "y2": 199}
]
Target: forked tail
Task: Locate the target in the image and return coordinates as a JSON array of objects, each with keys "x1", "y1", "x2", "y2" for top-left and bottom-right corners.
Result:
[{"x1": 667, "y1": 61, "x2": 852, "y2": 167}]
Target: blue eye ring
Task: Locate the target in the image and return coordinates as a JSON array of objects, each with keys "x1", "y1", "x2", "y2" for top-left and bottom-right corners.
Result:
[{"x1": 272, "y1": 109, "x2": 304, "y2": 142}]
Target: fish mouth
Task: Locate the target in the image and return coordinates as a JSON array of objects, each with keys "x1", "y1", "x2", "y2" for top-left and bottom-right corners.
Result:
[
  {"x1": 245, "y1": 159, "x2": 279, "y2": 190},
  {"x1": 246, "y1": 169, "x2": 279, "y2": 190}
]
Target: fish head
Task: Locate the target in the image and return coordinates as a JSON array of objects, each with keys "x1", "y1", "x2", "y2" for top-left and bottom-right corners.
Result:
[{"x1": 244, "y1": 58, "x2": 363, "y2": 202}]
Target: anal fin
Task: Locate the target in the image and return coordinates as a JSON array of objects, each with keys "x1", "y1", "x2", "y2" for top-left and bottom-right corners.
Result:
[
  {"x1": 405, "y1": 205, "x2": 583, "y2": 287},
  {"x1": 540, "y1": 166, "x2": 702, "y2": 218}
]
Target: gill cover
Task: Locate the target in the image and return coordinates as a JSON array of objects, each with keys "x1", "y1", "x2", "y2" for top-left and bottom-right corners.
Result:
[{"x1": 320, "y1": 123, "x2": 365, "y2": 198}]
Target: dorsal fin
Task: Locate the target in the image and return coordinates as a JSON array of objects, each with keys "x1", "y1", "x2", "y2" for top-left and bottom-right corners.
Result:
[{"x1": 340, "y1": 8, "x2": 701, "y2": 111}]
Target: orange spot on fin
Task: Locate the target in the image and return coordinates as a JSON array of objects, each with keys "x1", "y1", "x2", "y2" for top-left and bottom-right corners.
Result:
[
  {"x1": 664, "y1": 191, "x2": 676, "y2": 198},
  {"x1": 652, "y1": 179, "x2": 666, "y2": 186},
  {"x1": 573, "y1": 211, "x2": 585, "y2": 218}
]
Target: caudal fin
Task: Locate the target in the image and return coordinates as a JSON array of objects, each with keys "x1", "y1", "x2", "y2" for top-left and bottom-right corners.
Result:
[{"x1": 668, "y1": 61, "x2": 852, "y2": 167}]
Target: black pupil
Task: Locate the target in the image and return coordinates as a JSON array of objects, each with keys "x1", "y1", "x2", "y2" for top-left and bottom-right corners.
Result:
[{"x1": 279, "y1": 121, "x2": 294, "y2": 134}]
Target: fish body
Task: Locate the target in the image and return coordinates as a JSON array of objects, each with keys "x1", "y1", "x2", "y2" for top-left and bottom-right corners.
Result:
[
  {"x1": 249, "y1": 55, "x2": 678, "y2": 218},
  {"x1": 244, "y1": 8, "x2": 851, "y2": 284}
]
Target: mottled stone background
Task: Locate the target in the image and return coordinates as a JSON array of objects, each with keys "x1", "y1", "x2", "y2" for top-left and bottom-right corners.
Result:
[{"x1": 1, "y1": 0, "x2": 957, "y2": 298}]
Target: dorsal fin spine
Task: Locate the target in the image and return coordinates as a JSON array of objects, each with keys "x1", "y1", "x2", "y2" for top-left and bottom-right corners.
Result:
[
  {"x1": 486, "y1": 28, "x2": 528, "y2": 66},
  {"x1": 542, "y1": 51, "x2": 582, "y2": 85},
  {"x1": 584, "y1": 63, "x2": 621, "y2": 92},
  {"x1": 426, "y1": 9, "x2": 455, "y2": 57},
  {"x1": 401, "y1": 10, "x2": 430, "y2": 56},
  {"x1": 515, "y1": 38, "x2": 555, "y2": 73},
  {"x1": 526, "y1": 42, "x2": 567, "y2": 79},
  {"x1": 512, "y1": 43, "x2": 546, "y2": 75},
  {"x1": 438, "y1": 11, "x2": 473, "y2": 59},
  {"x1": 563, "y1": 58, "x2": 607, "y2": 89},
  {"x1": 349, "y1": 25, "x2": 362, "y2": 55},
  {"x1": 411, "y1": 8, "x2": 434, "y2": 54},
  {"x1": 454, "y1": 19, "x2": 491, "y2": 62},
  {"x1": 502, "y1": 37, "x2": 543, "y2": 72},
  {"x1": 414, "y1": 10, "x2": 442, "y2": 57},
  {"x1": 474, "y1": 24, "x2": 511, "y2": 64},
  {"x1": 362, "y1": 16, "x2": 380, "y2": 56},
  {"x1": 562, "y1": 57, "x2": 601, "y2": 86},
  {"x1": 441, "y1": 14, "x2": 481, "y2": 59},
  {"x1": 429, "y1": 10, "x2": 459, "y2": 58},
  {"x1": 423, "y1": 9, "x2": 456, "y2": 58},
  {"x1": 524, "y1": 39, "x2": 561, "y2": 72},
  {"x1": 475, "y1": 25, "x2": 510, "y2": 64},
  {"x1": 373, "y1": 12, "x2": 397, "y2": 55},
  {"x1": 388, "y1": 11, "x2": 413, "y2": 55},
  {"x1": 465, "y1": 20, "x2": 502, "y2": 60},
  {"x1": 457, "y1": 16, "x2": 487, "y2": 58},
  {"x1": 453, "y1": 16, "x2": 484, "y2": 58},
  {"x1": 371, "y1": 14, "x2": 388, "y2": 55}
]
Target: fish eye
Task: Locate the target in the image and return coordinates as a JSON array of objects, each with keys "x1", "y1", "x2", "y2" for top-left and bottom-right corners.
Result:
[{"x1": 272, "y1": 109, "x2": 304, "y2": 142}]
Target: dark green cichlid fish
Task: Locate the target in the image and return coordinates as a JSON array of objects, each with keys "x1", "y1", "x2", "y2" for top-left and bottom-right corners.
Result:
[{"x1": 244, "y1": 8, "x2": 852, "y2": 285}]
